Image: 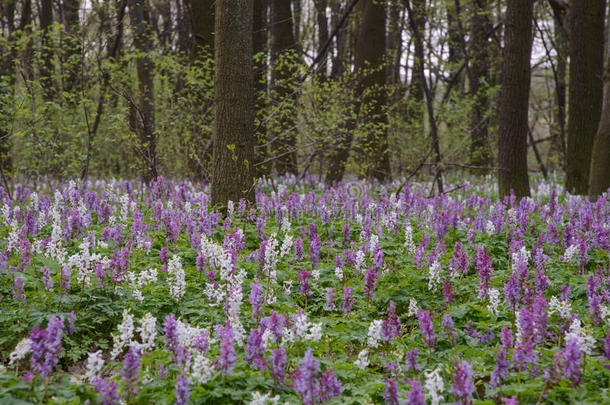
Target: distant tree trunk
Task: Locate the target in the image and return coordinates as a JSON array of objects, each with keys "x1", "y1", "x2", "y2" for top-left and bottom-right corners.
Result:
[
  {"x1": 551, "y1": 15, "x2": 567, "y2": 169},
  {"x1": 314, "y1": 0, "x2": 329, "y2": 80},
  {"x1": 253, "y1": 0, "x2": 270, "y2": 176},
  {"x1": 468, "y1": 0, "x2": 491, "y2": 169},
  {"x1": 446, "y1": 0, "x2": 464, "y2": 90},
  {"x1": 354, "y1": 0, "x2": 390, "y2": 181},
  {"x1": 39, "y1": 0, "x2": 55, "y2": 99},
  {"x1": 406, "y1": 0, "x2": 425, "y2": 135},
  {"x1": 212, "y1": 0, "x2": 256, "y2": 206},
  {"x1": 589, "y1": 54, "x2": 610, "y2": 199},
  {"x1": 185, "y1": 0, "x2": 214, "y2": 59},
  {"x1": 20, "y1": 0, "x2": 34, "y2": 82},
  {"x1": 497, "y1": 0, "x2": 533, "y2": 199},
  {"x1": 270, "y1": 0, "x2": 297, "y2": 174},
  {"x1": 330, "y1": 0, "x2": 348, "y2": 78},
  {"x1": 0, "y1": 0, "x2": 16, "y2": 175},
  {"x1": 565, "y1": 0, "x2": 606, "y2": 194},
  {"x1": 62, "y1": 0, "x2": 81, "y2": 94},
  {"x1": 128, "y1": 0, "x2": 157, "y2": 182}
]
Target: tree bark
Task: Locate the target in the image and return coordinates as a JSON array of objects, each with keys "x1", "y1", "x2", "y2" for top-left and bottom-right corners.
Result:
[
  {"x1": 39, "y1": 0, "x2": 55, "y2": 99},
  {"x1": 354, "y1": 0, "x2": 390, "y2": 181},
  {"x1": 405, "y1": 0, "x2": 425, "y2": 136},
  {"x1": 565, "y1": 0, "x2": 606, "y2": 194},
  {"x1": 253, "y1": 0, "x2": 270, "y2": 176},
  {"x1": 589, "y1": 54, "x2": 610, "y2": 199},
  {"x1": 551, "y1": 15, "x2": 567, "y2": 168},
  {"x1": 212, "y1": 0, "x2": 256, "y2": 206},
  {"x1": 128, "y1": 0, "x2": 157, "y2": 182},
  {"x1": 185, "y1": 0, "x2": 214, "y2": 59},
  {"x1": 269, "y1": 0, "x2": 298, "y2": 174},
  {"x1": 497, "y1": 0, "x2": 533, "y2": 199},
  {"x1": 468, "y1": 0, "x2": 491, "y2": 169},
  {"x1": 314, "y1": 0, "x2": 329, "y2": 79},
  {"x1": 62, "y1": 0, "x2": 81, "y2": 94}
]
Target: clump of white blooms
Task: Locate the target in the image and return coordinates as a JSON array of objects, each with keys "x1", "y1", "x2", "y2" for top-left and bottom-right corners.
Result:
[
  {"x1": 9, "y1": 338, "x2": 32, "y2": 364},
  {"x1": 136, "y1": 313, "x2": 157, "y2": 351},
  {"x1": 408, "y1": 298, "x2": 419, "y2": 316},
  {"x1": 168, "y1": 255, "x2": 186, "y2": 302},
  {"x1": 200, "y1": 234, "x2": 233, "y2": 282},
  {"x1": 424, "y1": 368, "x2": 444, "y2": 405},
  {"x1": 565, "y1": 318, "x2": 595, "y2": 355},
  {"x1": 191, "y1": 354, "x2": 213, "y2": 384},
  {"x1": 227, "y1": 200, "x2": 234, "y2": 218},
  {"x1": 506, "y1": 208, "x2": 517, "y2": 225},
  {"x1": 111, "y1": 309, "x2": 135, "y2": 359},
  {"x1": 279, "y1": 234, "x2": 293, "y2": 258},
  {"x1": 562, "y1": 244, "x2": 579, "y2": 263},
  {"x1": 264, "y1": 235, "x2": 279, "y2": 282},
  {"x1": 369, "y1": 234, "x2": 379, "y2": 254},
  {"x1": 548, "y1": 296, "x2": 572, "y2": 319},
  {"x1": 85, "y1": 350, "x2": 104, "y2": 381},
  {"x1": 485, "y1": 220, "x2": 495, "y2": 236},
  {"x1": 335, "y1": 266, "x2": 343, "y2": 281},
  {"x1": 367, "y1": 320, "x2": 384, "y2": 348},
  {"x1": 249, "y1": 391, "x2": 280, "y2": 405},
  {"x1": 127, "y1": 267, "x2": 158, "y2": 302},
  {"x1": 311, "y1": 269, "x2": 320, "y2": 282},
  {"x1": 354, "y1": 349, "x2": 369, "y2": 370},
  {"x1": 510, "y1": 246, "x2": 530, "y2": 272},
  {"x1": 355, "y1": 250, "x2": 366, "y2": 273},
  {"x1": 404, "y1": 225, "x2": 416, "y2": 255},
  {"x1": 226, "y1": 284, "x2": 246, "y2": 346},
  {"x1": 428, "y1": 261, "x2": 441, "y2": 291},
  {"x1": 283, "y1": 313, "x2": 322, "y2": 343},
  {"x1": 601, "y1": 306, "x2": 610, "y2": 323},
  {"x1": 487, "y1": 288, "x2": 501, "y2": 316},
  {"x1": 280, "y1": 212, "x2": 291, "y2": 234}
]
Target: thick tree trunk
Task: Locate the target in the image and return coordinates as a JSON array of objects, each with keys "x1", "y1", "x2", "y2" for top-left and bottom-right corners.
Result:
[
  {"x1": 354, "y1": 0, "x2": 390, "y2": 181},
  {"x1": 128, "y1": 0, "x2": 157, "y2": 182},
  {"x1": 186, "y1": 0, "x2": 214, "y2": 59},
  {"x1": 551, "y1": 15, "x2": 567, "y2": 168},
  {"x1": 39, "y1": 0, "x2": 55, "y2": 99},
  {"x1": 62, "y1": 0, "x2": 81, "y2": 94},
  {"x1": 212, "y1": 0, "x2": 256, "y2": 206},
  {"x1": 253, "y1": 0, "x2": 270, "y2": 176},
  {"x1": 330, "y1": 0, "x2": 348, "y2": 78},
  {"x1": 589, "y1": 55, "x2": 610, "y2": 199},
  {"x1": 497, "y1": 0, "x2": 533, "y2": 199},
  {"x1": 468, "y1": 0, "x2": 491, "y2": 169},
  {"x1": 406, "y1": 0, "x2": 425, "y2": 135},
  {"x1": 565, "y1": 0, "x2": 606, "y2": 194},
  {"x1": 314, "y1": 0, "x2": 329, "y2": 79},
  {"x1": 270, "y1": 0, "x2": 298, "y2": 175}
]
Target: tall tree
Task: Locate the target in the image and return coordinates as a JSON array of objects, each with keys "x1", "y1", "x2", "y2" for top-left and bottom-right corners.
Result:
[
  {"x1": 589, "y1": 53, "x2": 610, "y2": 199},
  {"x1": 406, "y1": 0, "x2": 425, "y2": 137},
  {"x1": 468, "y1": 0, "x2": 491, "y2": 169},
  {"x1": 211, "y1": 0, "x2": 256, "y2": 206},
  {"x1": 270, "y1": 0, "x2": 297, "y2": 174},
  {"x1": 497, "y1": 0, "x2": 534, "y2": 199},
  {"x1": 128, "y1": 0, "x2": 157, "y2": 181},
  {"x1": 253, "y1": 0, "x2": 269, "y2": 175},
  {"x1": 551, "y1": 14, "x2": 567, "y2": 168},
  {"x1": 314, "y1": 0, "x2": 329, "y2": 80},
  {"x1": 39, "y1": 0, "x2": 55, "y2": 99},
  {"x1": 185, "y1": 0, "x2": 214, "y2": 59},
  {"x1": 62, "y1": 0, "x2": 81, "y2": 94},
  {"x1": 565, "y1": 0, "x2": 606, "y2": 194},
  {"x1": 354, "y1": 0, "x2": 390, "y2": 180}
]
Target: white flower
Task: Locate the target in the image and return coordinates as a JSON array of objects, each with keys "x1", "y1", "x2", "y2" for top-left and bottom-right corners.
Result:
[
  {"x1": 335, "y1": 267, "x2": 343, "y2": 281},
  {"x1": 404, "y1": 225, "x2": 416, "y2": 254},
  {"x1": 111, "y1": 309, "x2": 134, "y2": 359},
  {"x1": 279, "y1": 235, "x2": 293, "y2": 257},
  {"x1": 428, "y1": 261, "x2": 441, "y2": 291},
  {"x1": 306, "y1": 323, "x2": 323, "y2": 342},
  {"x1": 408, "y1": 298, "x2": 419, "y2": 316},
  {"x1": 355, "y1": 250, "x2": 366, "y2": 273},
  {"x1": 168, "y1": 255, "x2": 186, "y2": 302},
  {"x1": 507, "y1": 208, "x2": 517, "y2": 225},
  {"x1": 563, "y1": 244, "x2": 579, "y2": 263},
  {"x1": 137, "y1": 313, "x2": 157, "y2": 351},
  {"x1": 191, "y1": 354, "x2": 213, "y2": 384},
  {"x1": 283, "y1": 279, "x2": 293, "y2": 295},
  {"x1": 293, "y1": 313, "x2": 310, "y2": 339},
  {"x1": 424, "y1": 367, "x2": 444, "y2": 405},
  {"x1": 367, "y1": 320, "x2": 384, "y2": 348},
  {"x1": 311, "y1": 269, "x2": 320, "y2": 282},
  {"x1": 354, "y1": 349, "x2": 369, "y2": 370},
  {"x1": 565, "y1": 318, "x2": 595, "y2": 355},
  {"x1": 227, "y1": 200, "x2": 234, "y2": 218},
  {"x1": 601, "y1": 306, "x2": 610, "y2": 323},
  {"x1": 85, "y1": 350, "x2": 104, "y2": 381},
  {"x1": 487, "y1": 288, "x2": 501, "y2": 316},
  {"x1": 369, "y1": 234, "x2": 379, "y2": 254},
  {"x1": 9, "y1": 338, "x2": 32, "y2": 364},
  {"x1": 548, "y1": 296, "x2": 572, "y2": 320},
  {"x1": 485, "y1": 220, "x2": 495, "y2": 236},
  {"x1": 249, "y1": 391, "x2": 280, "y2": 405}
]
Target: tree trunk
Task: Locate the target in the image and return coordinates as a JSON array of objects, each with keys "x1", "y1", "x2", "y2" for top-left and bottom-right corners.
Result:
[
  {"x1": 62, "y1": 0, "x2": 81, "y2": 94},
  {"x1": 589, "y1": 54, "x2": 610, "y2": 199},
  {"x1": 497, "y1": 0, "x2": 533, "y2": 199},
  {"x1": 212, "y1": 0, "x2": 256, "y2": 206},
  {"x1": 314, "y1": 0, "x2": 329, "y2": 80},
  {"x1": 565, "y1": 0, "x2": 606, "y2": 194},
  {"x1": 128, "y1": 0, "x2": 157, "y2": 182},
  {"x1": 330, "y1": 0, "x2": 348, "y2": 78},
  {"x1": 354, "y1": 0, "x2": 390, "y2": 181},
  {"x1": 551, "y1": 15, "x2": 567, "y2": 169},
  {"x1": 468, "y1": 0, "x2": 491, "y2": 169},
  {"x1": 185, "y1": 0, "x2": 214, "y2": 59},
  {"x1": 406, "y1": 0, "x2": 425, "y2": 136},
  {"x1": 270, "y1": 0, "x2": 297, "y2": 174},
  {"x1": 39, "y1": 0, "x2": 55, "y2": 99},
  {"x1": 253, "y1": 0, "x2": 270, "y2": 176}
]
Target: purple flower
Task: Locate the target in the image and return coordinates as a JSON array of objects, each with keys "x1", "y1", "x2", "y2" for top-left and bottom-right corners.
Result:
[
  {"x1": 504, "y1": 273, "x2": 521, "y2": 311},
  {"x1": 325, "y1": 287, "x2": 336, "y2": 311},
  {"x1": 309, "y1": 236, "x2": 322, "y2": 268},
  {"x1": 163, "y1": 314, "x2": 179, "y2": 352},
  {"x1": 218, "y1": 321, "x2": 236, "y2": 375},
  {"x1": 298, "y1": 269, "x2": 312, "y2": 297},
  {"x1": 342, "y1": 286, "x2": 354, "y2": 315},
  {"x1": 405, "y1": 349, "x2": 420, "y2": 372},
  {"x1": 405, "y1": 379, "x2": 426, "y2": 405},
  {"x1": 442, "y1": 278, "x2": 455, "y2": 303},
  {"x1": 449, "y1": 241, "x2": 470, "y2": 275},
  {"x1": 174, "y1": 372, "x2": 191, "y2": 405},
  {"x1": 476, "y1": 247, "x2": 493, "y2": 298},
  {"x1": 451, "y1": 360, "x2": 475, "y2": 405},
  {"x1": 65, "y1": 311, "x2": 76, "y2": 334},
  {"x1": 490, "y1": 349, "x2": 510, "y2": 388},
  {"x1": 294, "y1": 237, "x2": 304, "y2": 261},
  {"x1": 363, "y1": 266, "x2": 379, "y2": 300},
  {"x1": 293, "y1": 348, "x2": 321, "y2": 405},
  {"x1": 159, "y1": 247, "x2": 169, "y2": 264},
  {"x1": 382, "y1": 301, "x2": 401, "y2": 342},
  {"x1": 319, "y1": 368, "x2": 342, "y2": 402},
  {"x1": 562, "y1": 337, "x2": 582, "y2": 385},
  {"x1": 501, "y1": 326, "x2": 513, "y2": 351},
  {"x1": 270, "y1": 346, "x2": 287, "y2": 385},
  {"x1": 40, "y1": 266, "x2": 54, "y2": 292},
  {"x1": 602, "y1": 331, "x2": 610, "y2": 369},
  {"x1": 121, "y1": 346, "x2": 140, "y2": 399},
  {"x1": 29, "y1": 315, "x2": 64, "y2": 379},
  {"x1": 249, "y1": 278, "x2": 264, "y2": 319},
  {"x1": 12, "y1": 274, "x2": 25, "y2": 301},
  {"x1": 417, "y1": 310, "x2": 436, "y2": 349},
  {"x1": 256, "y1": 217, "x2": 265, "y2": 239},
  {"x1": 342, "y1": 223, "x2": 351, "y2": 245},
  {"x1": 245, "y1": 326, "x2": 267, "y2": 370},
  {"x1": 384, "y1": 377, "x2": 399, "y2": 405},
  {"x1": 93, "y1": 377, "x2": 120, "y2": 405},
  {"x1": 501, "y1": 396, "x2": 519, "y2": 405}
]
